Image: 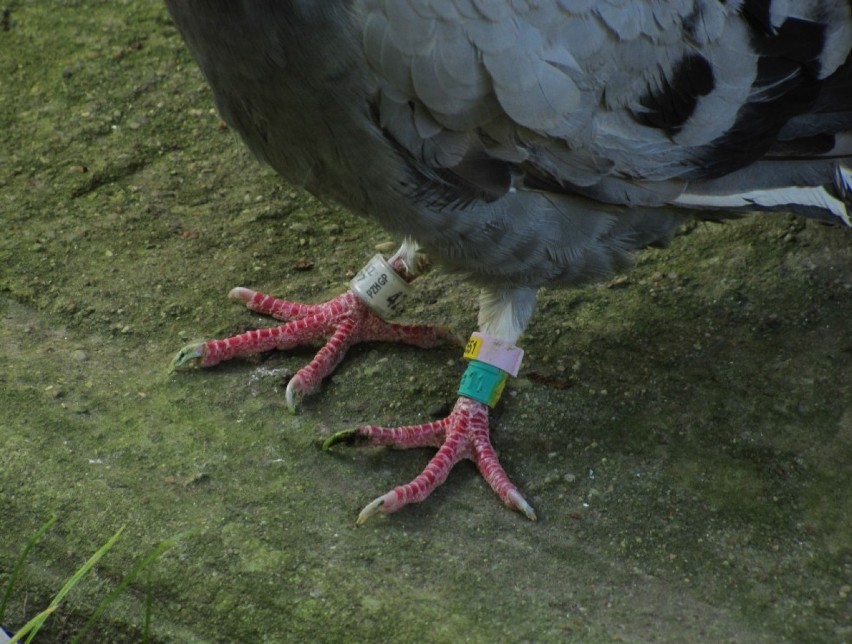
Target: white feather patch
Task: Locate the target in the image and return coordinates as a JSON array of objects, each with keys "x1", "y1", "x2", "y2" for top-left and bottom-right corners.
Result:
[
  {"x1": 836, "y1": 164, "x2": 852, "y2": 201},
  {"x1": 674, "y1": 185, "x2": 851, "y2": 226}
]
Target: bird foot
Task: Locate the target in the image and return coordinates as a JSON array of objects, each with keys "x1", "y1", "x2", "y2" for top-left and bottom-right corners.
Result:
[
  {"x1": 170, "y1": 287, "x2": 459, "y2": 411},
  {"x1": 324, "y1": 397, "x2": 536, "y2": 524}
]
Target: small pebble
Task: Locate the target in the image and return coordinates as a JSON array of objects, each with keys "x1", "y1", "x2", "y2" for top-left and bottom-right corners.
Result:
[{"x1": 46, "y1": 385, "x2": 63, "y2": 399}]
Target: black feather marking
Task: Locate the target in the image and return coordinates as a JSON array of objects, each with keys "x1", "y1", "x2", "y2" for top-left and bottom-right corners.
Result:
[
  {"x1": 684, "y1": 13, "x2": 831, "y2": 179},
  {"x1": 685, "y1": 69, "x2": 822, "y2": 178},
  {"x1": 779, "y1": 49, "x2": 852, "y2": 140},
  {"x1": 632, "y1": 54, "x2": 715, "y2": 135},
  {"x1": 369, "y1": 97, "x2": 512, "y2": 210},
  {"x1": 767, "y1": 133, "x2": 835, "y2": 157},
  {"x1": 402, "y1": 147, "x2": 513, "y2": 211},
  {"x1": 741, "y1": 0, "x2": 774, "y2": 36},
  {"x1": 750, "y1": 17, "x2": 828, "y2": 75},
  {"x1": 447, "y1": 154, "x2": 513, "y2": 202}
]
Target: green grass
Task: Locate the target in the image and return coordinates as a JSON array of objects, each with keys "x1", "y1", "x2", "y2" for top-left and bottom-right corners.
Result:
[{"x1": 1, "y1": 519, "x2": 192, "y2": 643}]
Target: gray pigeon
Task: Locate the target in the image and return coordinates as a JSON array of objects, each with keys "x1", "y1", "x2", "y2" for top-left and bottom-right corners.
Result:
[{"x1": 167, "y1": 1, "x2": 852, "y2": 523}]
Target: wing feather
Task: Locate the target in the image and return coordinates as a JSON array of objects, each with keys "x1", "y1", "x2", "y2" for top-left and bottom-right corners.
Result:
[{"x1": 363, "y1": 0, "x2": 852, "y2": 221}]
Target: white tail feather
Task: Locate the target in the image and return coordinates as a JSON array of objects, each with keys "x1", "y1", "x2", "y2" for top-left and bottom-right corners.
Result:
[{"x1": 674, "y1": 170, "x2": 851, "y2": 226}]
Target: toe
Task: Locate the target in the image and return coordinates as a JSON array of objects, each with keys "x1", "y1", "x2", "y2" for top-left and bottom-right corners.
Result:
[{"x1": 170, "y1": 342, "x2": 207, "y2": 371}]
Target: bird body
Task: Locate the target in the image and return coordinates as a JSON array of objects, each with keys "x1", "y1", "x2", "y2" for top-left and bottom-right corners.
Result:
[
  {"x1": 167, "y1": 0, "x2": 852, "y2": 520},
  {"x1": 167, "y1": 1, "x2": 851, "y2": 338}
]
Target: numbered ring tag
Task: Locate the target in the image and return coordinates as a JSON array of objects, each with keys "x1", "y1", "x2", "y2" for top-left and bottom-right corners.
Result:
[
  {"x1": 462, "y1": 332, "x2": 524, "y2": 377},
  {"x1": 350, "y1": 254, "x2": 412, "y2": 319}
]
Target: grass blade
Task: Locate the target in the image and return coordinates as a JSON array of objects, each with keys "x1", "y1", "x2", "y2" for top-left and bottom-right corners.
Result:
[
  {"x1": 0, "y1": 515, "x2": 57, "y2": 624},
  {"x1": 71, "y1": 529, "x2": 196, "y2": 643},
  {"x1": 22, "y1": 526, "x2": 125, "y2": 644},
  {"x1": 8, "y1": 606, "x2": 56, "y2": 643}
]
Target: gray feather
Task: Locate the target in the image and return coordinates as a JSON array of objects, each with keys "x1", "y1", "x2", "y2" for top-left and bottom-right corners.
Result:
[{"x1": 165, "y1": 0, "x2": 852, "y2": 338}]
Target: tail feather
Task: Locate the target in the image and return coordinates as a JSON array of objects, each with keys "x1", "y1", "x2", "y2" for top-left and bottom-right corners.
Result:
[
  {"x1": 674, "y1": 161, "x2": 851, "y2": 225},
  {"x1": 672, "y1": 47, "x2": 852, "y2": 226}
]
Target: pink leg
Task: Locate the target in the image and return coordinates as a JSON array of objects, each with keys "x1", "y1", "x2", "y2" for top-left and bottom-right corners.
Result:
[
  {"x1": 171, "y1": 288, "x2": 460, "y2": 411},
  {"x1": 324, "y1": 397, "x2": 536, "y2": 524},
  {"x1": 169, "y1": 260, "x2": 532, "y2": 522}
]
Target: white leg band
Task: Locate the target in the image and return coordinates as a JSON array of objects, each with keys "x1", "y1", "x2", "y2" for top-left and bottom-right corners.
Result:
[{"x1": 350, "y1": 254, "x2": 412, "y2": 319}]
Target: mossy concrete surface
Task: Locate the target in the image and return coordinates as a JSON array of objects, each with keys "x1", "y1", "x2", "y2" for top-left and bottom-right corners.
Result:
[{"x1": 1, "y1": 2, "x2": 850, "y2": 642}]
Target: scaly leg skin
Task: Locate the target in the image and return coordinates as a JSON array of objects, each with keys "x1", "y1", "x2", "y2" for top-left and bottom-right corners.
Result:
[
  {"x1": 170, "y1": 287, "x2": 459, "y2": 411},
  {"x1": 324, "y1": 397, "x2": 537, "y2": 524}
]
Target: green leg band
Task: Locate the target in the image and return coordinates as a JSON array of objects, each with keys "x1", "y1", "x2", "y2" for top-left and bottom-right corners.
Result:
[{"x1": 458, "y1": 360, "x2": 508, "y2": 407}]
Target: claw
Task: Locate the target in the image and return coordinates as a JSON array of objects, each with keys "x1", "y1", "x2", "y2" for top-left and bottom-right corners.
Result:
[
  {"x1": 228, "y1": 286, "x2": 256, "y2": 302},
  {"x1": 322, "y1": 428, "x2": 370, "y2": 450},
  {"x1": 170, "y1": 342, "x2": 207, "y2": 372},
  {"x1": 508, "y1": 489, "x2": 537, "y2": 521},
  {"x1": 356, "y1": 493, "x2": 393, "y2": 526},
  {"x1": 284, "y1": 376, "x2": 301, "y2": 413}
]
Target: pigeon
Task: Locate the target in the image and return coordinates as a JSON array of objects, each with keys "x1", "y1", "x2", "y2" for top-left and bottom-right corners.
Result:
[{"x1": 166, "y1": 1, "x2": 852, "y2": 524}]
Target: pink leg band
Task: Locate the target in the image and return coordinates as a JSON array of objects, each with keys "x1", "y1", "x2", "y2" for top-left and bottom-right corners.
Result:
[{"x1": 462, "y1": 332, "x2": 524, "y2": 377}]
